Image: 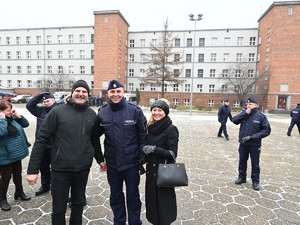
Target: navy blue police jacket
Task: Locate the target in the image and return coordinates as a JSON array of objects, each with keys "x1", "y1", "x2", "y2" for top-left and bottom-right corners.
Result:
[
  {"x1": 218, "y1": 105, "x2": 232, "y2": 123},
  {"x1": 98, "y1": 99, "x2": 147, "y2": 171},
  {"x1": 290, "y1": 106, "x2": 300, "y2": 122},
  {"x1": 232, "y1": 108, "x2": 271, "y2": 146}
]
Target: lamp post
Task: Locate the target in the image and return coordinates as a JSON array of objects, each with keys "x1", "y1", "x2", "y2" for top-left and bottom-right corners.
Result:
[{"x1": 189, "y1": 14, "x2": 203, "y2": 116}]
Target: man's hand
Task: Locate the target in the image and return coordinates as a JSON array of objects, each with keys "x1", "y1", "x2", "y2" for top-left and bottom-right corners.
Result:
[
  {"x1": 27, "y1": 174, "x2": 38, "y2": 185},
  {"x1": 242, "y1": 136, "x2": 252, "y2": 143}
]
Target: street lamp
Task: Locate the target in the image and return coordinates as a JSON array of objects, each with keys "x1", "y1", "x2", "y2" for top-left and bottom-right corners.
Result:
[{"x1": 189, "y1": 13, "x2": 203, "y2": 116}]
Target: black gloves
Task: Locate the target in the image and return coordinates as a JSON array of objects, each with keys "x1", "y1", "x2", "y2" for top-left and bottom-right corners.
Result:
[
  {"x1": 242, "y1": 136, "x2": 252, "y2": 143},
  {"x1": 142, "y1": 145, "x2": 156, "y2": 154},
  {"x1": 137, "y1": 158, "x2": 146, "y2": 175}
]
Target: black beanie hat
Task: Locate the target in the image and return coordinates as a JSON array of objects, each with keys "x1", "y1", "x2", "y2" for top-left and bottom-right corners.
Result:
[
  {"x1": 72, "y1": 80, "x2": 90, "y2": 94},
  {"x1": 150, "y1": 99, "x2": 170, "y2": 115}
]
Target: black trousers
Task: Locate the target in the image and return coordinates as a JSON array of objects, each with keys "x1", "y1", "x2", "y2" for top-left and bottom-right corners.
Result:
[
  {"x1": 287, "y1": 120, "x2": 300, "y2": 135},
  {"x1": 51, "y1": 169, "x2": 90, "y2": 225},
  {"x1": 40, "y1": 148, "x2": 51, "y2": 188},
  {"x1": 218, "y1": 122, "x2": 229, "y2": 138}
]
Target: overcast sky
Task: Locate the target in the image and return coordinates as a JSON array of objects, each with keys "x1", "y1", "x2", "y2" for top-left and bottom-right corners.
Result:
[{"x1": 0, "y1": 0, "x2": 291, "y2": 31}]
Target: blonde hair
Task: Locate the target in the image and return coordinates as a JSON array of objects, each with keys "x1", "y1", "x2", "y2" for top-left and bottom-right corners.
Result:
[{"x1": 147, "y1": 98, "x2": 170, "y2": 127}]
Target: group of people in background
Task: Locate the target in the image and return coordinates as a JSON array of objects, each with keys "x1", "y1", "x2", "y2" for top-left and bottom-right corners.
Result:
[{"x1": 1, "y1": 78, "x2": 299, "y2": 224}]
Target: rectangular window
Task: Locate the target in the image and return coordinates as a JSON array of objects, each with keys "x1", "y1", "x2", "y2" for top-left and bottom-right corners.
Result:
[
  {"x1": 208, "y1": 100, "x2": 214, "y2": 106},
  {"x1": 26, "y1": 36, "x2": 31, "y2": 44},
  {"x1": 288, "y1": 6, "x2": 293, "y2": 15},
  {"x1": 249, "y1": 53, "x2": 255, "y2": 62},
  {"x1": 129, "y1": 39, "x2": 135, "y2": 47},
  {"x1": 140, "y1": 54, "x2": 145, "y2": 62},
  {"x1": 235, "y1": 69, "x2": 241, "y2": 78},
  {"x1": 222, "y1": 69, "x2": 228, "y2": 77},
  {"x1": 223, "y1": 53, "x2": 229, "y2": 62},
  {"x1": 139, "y1": 83, "x2": 144, "y2": 91},
  {"x1": 7, "y1": 80, "x2": 12, "y2": 87},
  {"x1": 37, "y1": 66, "x2": 42, "y2": 74},
  {"x1": 47, "y1": 66, "x2": 52, "y2": 74},
  {"x1": 197, "y1": 84, "x2": 203, "y2": 92},
  {"x1": 211, "y1": 37, "x2": 217, "y2": 46},
  {"x1": 185, "y1": 84, "x2": 190, "y2": 92},
  {"x1": 80, "y1": 50, "x2": 85, "y2": 59},
  {"x1": 91, "y1": 66, "x2": 94, "y2": 74},
  {"x1": 140, "y1": 39, "x2": 146, "y2": 47},
  {"x1": 173, "y1": 99, "x2": 178, "y2": 106},
  {"x1": 80, "y1": 66, "x2": 85, "y2": 74},
  {"x1": 237, "y1": 37, "x2": 243, "y2": 46},
  {"x1": 199, "y1": 38, "x2": 205, "y2": 46},
  {"x1": 250, "y1": 37, "x2": 256, "y2": 45},
  {"x1": 16, "y1": 37, "x2": 21, "y2": 44},
  {"x1": 174, "y1": 54, "x2": 180, "y2": 62},
  {"x1": 27, "y1": 80, "x2": 32, "y2": 88},
  {"x1": 6, "y1": 37, "x2": 11, "y2": 44},
  {"x1": 47, "y1": 51, "x2": 52, "y2": 59},
  {"x1": 173, "y1": 84, "x2": 179, "y2": 92},
  {"x1": 58, "y1": 35, "x2": 63, "y2": 43},
  {"x1": 37, "y1": 51, "x2": 42, "y2": 59},
  {"x1": 0, "y1": 66, "x2": 2, "y2": 74},
  {"x1": 151, "y1": 39, "x2": 157, "y2": 47},
  {"x1": 47, "y1": 35, "x2": 52, "y2": 44},
  {"x1": 129, "y1": 69, "x2": 134, "y2": 77},
  {"x1": 209, "y1": 85, "x2": 215, "y2": 93},
  {"x1": 58, "y1": 66, "x2": 64, "y2": 74},
  {"x1": 140, "y1": 69, "x2": 145, "y2": 76},
  {"x1": 69, "y1": 35, "x2": 74, "y2": 43},
  {"x1": 236, "y1": 53, "x2": 242, "y2": 62},
  {"x1": 175, "y1": 38, "x2": 180, "y2": 47},
  {"x1": 248, "y1": 69, "x2": 254, "y2": 78},
  {"x1": 17, "y1": 66, "x2": 22, "y2": 73},
  {"x1": 91, "y1": 34, "x2": 94, "y2": 43},
  {"x1": 198, "y1": 54, "x2": 204, "y2": 62},
  {"x1": 209, "y1": 69, "x2": 216, "y2": 77},
  {"x1": 186, "y1": 38, "x2": 192, "y2": 47},
  {"x1": 7, "y1": 51, "x2": 11, "y2": 59},
  {"x1": 150, "y1": 84, "x2": 156, "y2": 91},
  {"x1": 221, "y1": 85, "x2": 228, "y2": 93},
  {"x1": 185, "y1": 69, "x2": 191, "y2": 77},
  {"x1": 174, "y1": 69, "x2": 179, "y2": 77},
  {"x1": 36, "y1": 36, "x2": 41, "y2": 44},
  {"x1": 17, "y1": 51, "x2": 21, "y2": 59},
  {"x1": 26, "y1": 51, "x2": 31, "y2": 59},
  {"x1": 58, "y1": 50, "x2": 63, "y2": 59},
  {"x1": 129, "y1": 54, "x2": 134, "y2": 62},
  {"x1": 17, "y1": 80, "x2": 22, "y2": 88},
  {"x1": 184, "y1": 99, "x2": 189, "y2": 106},
  {"x1": 210, "y1": 53, "x2": 216, "y2": 62},
  {"x1": 7, "y1": 66, "x2": 12, "y2": 74},
  {"x1": 69, "y1": 66, "x2": 74, "y2": 74},
  {"x1": 224, "y1": 37, "x2": 230, "y2": 46},
  {"x1": 128, "y1": 83, "x2": 134, "y2": 91},
  {"x1": 186, "y1": 54, "x2": 192, "y2": 62},
  {"x1": 198, "y1": 69, "x2": 203, "y2": 77},
  {"x1": 80, "y1": 34, "x2": 85, "y2": 43},
  {"x1": 91, "y1": 50, "x2": 94, "y2": 59},
  {"x1": 69, "y1": 50, "x2": 74, "y2": 59},
  {"x1": 27, "y1": 66, "x2": 32, "y2": 74}
]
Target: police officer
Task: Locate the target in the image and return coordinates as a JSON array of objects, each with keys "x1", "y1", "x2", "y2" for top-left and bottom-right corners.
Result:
[
  {"x1": 217, "y1": 100, "x2": 232, "y2": 140},
  {"x1": 26, "y1": 92, "x2": 58, "y2": 196},
  {"x1": 232, "y1": 98, "x2": 271, "y2": 191},
  {"x1": 98, "y1": 80, "x2": 147, "y2": 225},
  {"x1": 287, "y1": 103, "x2": 300, "y2": 136}
]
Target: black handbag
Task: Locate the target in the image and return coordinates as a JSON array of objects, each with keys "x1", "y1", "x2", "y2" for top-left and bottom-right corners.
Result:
[{"x1": 156, "y1": 153, "x2": 188, "y2": 187}]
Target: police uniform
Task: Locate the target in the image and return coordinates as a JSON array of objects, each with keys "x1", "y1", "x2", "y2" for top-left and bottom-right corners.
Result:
[
  {"x1": 217, "y1": 100, "x2": 232, "y2": 140},
  {"x1": 287, "y1": 103, "x2": 300, "y2": 136},
  {"x1": 232, "y1": 98, "x2": 271, "y2": 190}
]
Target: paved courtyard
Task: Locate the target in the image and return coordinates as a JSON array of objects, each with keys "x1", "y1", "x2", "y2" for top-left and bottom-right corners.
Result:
[{"x1": 1, "y1": 105, "x2": 300, "y2": 225}]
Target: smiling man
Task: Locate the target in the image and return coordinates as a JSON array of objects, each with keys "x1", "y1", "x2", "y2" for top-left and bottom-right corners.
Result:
[
  {"x1": 27, "y1": 80, "x2": 106, "y2": 225},
  {"x1": 98, "y1": 80, "x2": 147, "y2": 225}
]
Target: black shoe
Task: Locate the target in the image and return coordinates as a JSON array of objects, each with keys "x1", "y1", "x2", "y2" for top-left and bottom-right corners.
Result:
[
  {"x1": 252, "y1": 183, "x2": 260, "y2": 191},
  {"x1": 217, "y1": 134, "x2": 223, "y2": 138},
  {"x1": 226, "y1": 137, "x2": 229, "y2": 141},
  {"x1": 35, "y1": 186, "x2": 50, "y2": 196},
  {"x1": 235, "y1": 178, "x2": 246, "y2": 185},
  {"x1": 14, "y1": 192, "x2": 31, "y2": 201},
  {"x1": 287, "y1": 133, "x2": 291, "y2": 136},
  {"x1": 0, "y1": 199, "x2": 11, "y2": 211}
]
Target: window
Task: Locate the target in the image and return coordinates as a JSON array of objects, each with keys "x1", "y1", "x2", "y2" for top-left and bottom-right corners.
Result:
[
  {"x1": 91, "y1": 34, "x2": 94, "y2": 43},
  {"x1": 186, "y1": 38, "x2": 192, "y2": 47},
  {"x1": 198, "y1": 69, "x2": 203, "y2": 77},
  {"x1": 128, "y1": 83, "x2": 134, "y2": 91},
  {"x1": 58, "y1": 35, "x2": 63, "y2": 43},
  {"x1": 58, "y1": 81, "x2": 63, "y2": 89},
  {"x1": 36, "y1": 36, "x2": 41, "y2": 44},
  {"x1": 17, "y1": 66, "x2": 22, "y2": 73},
  {"x1": 37, "y1": 80, "x2": 42, "y2": 88},
  {"x1": 47, "y1": 80, "x2": 53, "y2": 88},
  {"x1": 185, "y1": 69, "x2": 191, "y2": 77},
  {"x1": 198, "y1": 54, "x2": 204, "y2": 62},
  {"x1": 69, "y1": 50, "x2": 74, "y2": 59},
  {"x1": 151, "y1": 39, "x2": 157, "y2": 47},
  {"x1": 69, "y1": 35, "x2": 74, "y2": 43},
  {"x1": 249, "y1": 53, "x2": 255, "y2": 62},
  {"x1": 129, "y1": 39, "x2": 135, "y2": 47},
  {"x1": 91, "y1": 66, "x2": 94, "y2": 74},
  {"x1": 236, "y1": 53, "x2": 242, "y2": 62},
  {"x1": 184, "y1": 99, "x2": 189, "y2": 106},
  {"x1": 233, "y1": 101, "x2": 240, "y2": 107},
  {"x1": 17, "y1": 80, "x2": 22, "y2": 88},
  {"x1": 59, "y1": 66, "x2": 64, "y2": 74},
  {"x1": 211, "y1": 37, "x2": 217, "y2": 46},
  {"x1": 175, "y1": 38, "x2": 180, "y2": 47},
  {"x1": 91, "y1": 50, "x2": 94, "y2": 59},
  {"x1": 26, "y1": 36, "x2": 31, "y2": 44},
  {"x1": 27, "y1": 80, "x2": 32, "y2": 88},
  {"x1": 0, "y1": 80, "x2": 2, "y2": 86},
  {"x1": 250, "y1": 37, "x2": 256, "y2": 45},
  {"x1": 235, "y1": 69, "x2": 241, "y2": 78},
  {"x1": 209, "y1": 85, "x2": 215, "y2": 93},
  {"x1": 174, "y1": 69, "x2": 179, "y2": 77},
  {"x1": 58, "y1": 51, "x2": 63, "y2": 59},
  {"x1": 79, "y1": 34, "x2": 85, "y2": 43},
  {"x1": 6, "y1": 37, "x2": 11, "y2": 44},
  {"x1": 129, "y1": 69, "x2": 134, "y2": 77},
  {"x1": 47, "y1": 51, "x2": 52, "y2": 59},
  {"x1": 37, "y1": 51, "x2": 42, "y2": 59},
  {"x1": 237, "y1": 37, "x2": 243, "y2": 46},
  {"x1": 47, "y1": 66, "x2": 53, "y2": 74},
  {"x1": 0, "y1": 66, "x2": 2, "y2": 73},
  {"x1": 208, "y1": 100, "x2": 214, "y2": 106},
  {"x1": 16, "y1": 37, "x2": 21, "y2": 44},
  {"x1": 173, "y1": 99, "x2": 178, "y2": 106},
  {"x1": 140, "y1": 39, "x2": 146, "y2": 47},
  {"x1": 174, "y1": 54, "x2": 180, "y2": 62},
  {"x1": 129, "y1": 54, "x2": 134, "y2": 62},
  {"x1": 7, "y1": 51, "x2": 11, "y2": 59},
  {"x1": 7, "y1": 66, "x2": 12, "y2": 74},
  {"x1": 224, "y1": 37, "x2": 230, "y2": 46},
  {"x1": 47, "y1": 35, "x2": 52, "y2": 44},
  {"x1": 37, "y1": 66, "x2": 42, "y2": 74},
  {"x1": 7, "y1": 80, "x2": 12, "y2": 87},
  {"x1": 68, "y1": 81, "x2": 74, "y2": 89},
  {"x1": 150, "y1": 84, "x2": 156, "y2": 91},
  {"x1": 80, "y1": 50, "x2": 85, "y2": 59},
  {"x1": 69, "y1": 66, "x2": 74, "y2": 74},
  {"x1": 27, "y1": 66, "x2": 32, "y2": 74},
  {"x1": 173, "y1": 84, "x2": 179, "y2": 92},
  {"x1": 140, "y1": 69, "x2": 145, "y2": 76},
  {"x1": 185, "y1": 84, "x2": 190, "y2": 92},
  {"x1": 248, "y1": 69, "x2": 254, "y2": 78},
  {"x1": 288, "y1": 6, "x2": 293, "y2": 15},
  {"x1": 197, "y1": 84, "x2": 203, "y2": 92},
  {"x1": 186, "y1": 54, "x2": 192, "y2": 62},
  {"x1": 209, "y1": 69, "x2": 216, "y2": 77},
  {"x1": 140, "y1": 54, "x2": 145, "y2": 62},
  {"x1": 280, "y1": 84, "x2": 289, "y2": 92},
  {"x1": 139, "y1": 83, "x2": 144, "y2": 91},
  {"x1": 26, "y1": 51, "x2": 31, "y2": 59},
  {"x1": 80, "y1": 66, "x2": 85, "y2": 74},
  {"x1": 223, "y1": 53, "x2": 229, "y2": 62},
  {"x1": 17, "y1": 51, "x2": 21, "y2": 59},
  {"x1": 221, "y1": 85, "x2": 228, "y2": 93},
  {"x1": 210, "y1": 53, "x2": 216, "y2": 62},
  {"x1": 199, "y1": 38, "x2": 205, "y2": 46},
  {"x1": 222, "y1": 69, "x2": 228, "y2": 77}
]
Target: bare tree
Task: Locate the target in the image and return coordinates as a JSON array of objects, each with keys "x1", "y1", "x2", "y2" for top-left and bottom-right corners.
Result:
[
  {"x1": 36, "y1": 72, "x2": 74, "y2": 92},
  {"x1": 219, "y1": 63, "x2": 259, "y2": 106},
  {"x1": 141, "y1": 20, "x2": 183, "y2": 98}
]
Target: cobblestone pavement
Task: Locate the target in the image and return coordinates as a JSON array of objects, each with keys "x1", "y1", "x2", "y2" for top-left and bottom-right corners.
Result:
[{"x1": 1, "y1": 105, "x2": 300, "y2": 225}]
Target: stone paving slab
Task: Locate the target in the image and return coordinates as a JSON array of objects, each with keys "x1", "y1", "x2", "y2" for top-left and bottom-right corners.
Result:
[{"x1": 1, "y1": 106, "x2": 300, "y2": 224}]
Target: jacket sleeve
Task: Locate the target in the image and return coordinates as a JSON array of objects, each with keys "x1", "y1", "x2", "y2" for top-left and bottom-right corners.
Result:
[
  {"x1": 217, "y1": 107, "x2": 222, "y2": 122},
  {"x1": 136, "y1": 108, "x2": 147, "y2": 159},
  {"x1": 92, "y1": 118, "x2": 104, "y2": 163},
  {"x1": 0, "y1": 119, "x2": 8, "y2": 137},
  {"x1": 251, "y1": 115, "x2": 271, "y2": 140},
  {"x1": 15, "y1": 116, "x2": 29, "y2": 128},
  {"x1": 153, "y1": 125, "x2": 179, "y2": 160},
  {"x1": 26, "y1": 94, "x2": 43, "y2": 117},
  {"x1": 232, "y1": 111, "x2": 248, "y2": 125},
  {"x1": 27, "y1": 109, "x2": 56, "y2": 174}
]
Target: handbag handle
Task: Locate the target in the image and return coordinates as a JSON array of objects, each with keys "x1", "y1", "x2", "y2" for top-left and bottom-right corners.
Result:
[{"x1": 164, "y1": 150, "x2": 176, "y2": 164}]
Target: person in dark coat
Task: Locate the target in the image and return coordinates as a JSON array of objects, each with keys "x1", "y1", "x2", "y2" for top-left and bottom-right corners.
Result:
[
  {"x1": 142, "y1": 99, "x2": 179, "y2": 225},
  {"x1": 287, "y1": 103, "x2": 300, "y2": 136},
  {"x1": 26, "y1": 92, "x2": 58, "y2": 196},
  {"x1": 232, "y1": 98, "x2": 271, "y2": 191},
  {"x1": 217, "y1": 100, "x2": 232, "y2": 140},
  {"x1": 98, "y1": 80, "x2": 147, "y2": 225}
]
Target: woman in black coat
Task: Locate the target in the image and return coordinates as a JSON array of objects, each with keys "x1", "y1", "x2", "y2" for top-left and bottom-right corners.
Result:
[{"x1": 143, "y1": 99, "x2": 179, "y2": 225}]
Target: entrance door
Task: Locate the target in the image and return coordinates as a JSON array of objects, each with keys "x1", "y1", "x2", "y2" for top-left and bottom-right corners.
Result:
[{"x1": 278, "y1": 96, "x2": 287, "y2": 109}]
